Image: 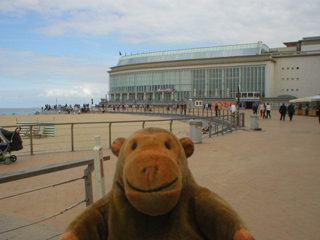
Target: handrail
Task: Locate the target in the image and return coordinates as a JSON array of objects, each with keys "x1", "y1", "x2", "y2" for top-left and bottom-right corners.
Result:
[
  {"x1": 2, "y1": 112, "x2": 245, "y2": 155},
  {"x1": 0, "y1": 156, "x2": 109, "y2": 183},
  {"x1": 0, "y1": 155, "x2": 110, "y2": 206}
]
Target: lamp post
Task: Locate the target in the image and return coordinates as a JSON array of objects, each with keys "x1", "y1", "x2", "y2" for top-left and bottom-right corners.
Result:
[{"x1": 237, "y1": 85, "x2": 240, "y2": 128}]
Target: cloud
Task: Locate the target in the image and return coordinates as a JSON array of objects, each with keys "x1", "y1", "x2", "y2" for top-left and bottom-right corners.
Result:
[
  {"x1": 0, "y1": 48, "x2": 108, "y2": 107},
  {"x1": 0, "y1": 48, "x2": 108, "y2": 84},
  {"x1": 41, "y1": 82, "x2": 106, "y2": 98},
  {"x1": 1, "y1": 0, "x2": 319, "y2": 47}
]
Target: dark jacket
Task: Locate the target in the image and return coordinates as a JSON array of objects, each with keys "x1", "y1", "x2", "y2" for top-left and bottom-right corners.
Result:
[
  {"x1": 279, "y1": 105, "x2": 287, "y2": 114},
  {"x1": 288, "y1": 104, "x2": 295, "y2": 113}
]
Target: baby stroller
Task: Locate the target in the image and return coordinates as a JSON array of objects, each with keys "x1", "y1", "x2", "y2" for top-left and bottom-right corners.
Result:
[{"x1": 0, "y1": 127, "x2": 23, "y2": 164}]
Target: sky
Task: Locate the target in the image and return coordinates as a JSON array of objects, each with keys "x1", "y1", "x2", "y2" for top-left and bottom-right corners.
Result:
[{"x1": 0, "y1": 0, "x2": 319, "y2": 108}]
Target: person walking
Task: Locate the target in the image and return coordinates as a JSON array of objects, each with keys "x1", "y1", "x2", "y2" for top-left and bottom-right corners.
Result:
[
  {"x1": 258, "y1": 102, "x2": 265, "y2": 119},
  {"x1": 279, "y1": 103, "x2": 287, "y2": 121},
  {"x1": 230, "y1": 104, "x2": 236, "y2": 124},
  {"x1": 215, "y1": 104, "x2": 218, "y2": 116},
  {"x1": 263, "y1": 103, "x2": 267, "y2": 118},
  {"x1": 252, "y1": 103, "x2": 258, "y2": 114},
  {"x1": 288, "y1": 103, "x2": 295, "y2": 121},
  {"x1": 230, "y1": 104, "x2": 236, "y2": 114},
  {"x1": 266, "y1": 103, "x2": 271, "y2": 119},
  {"x1": 218, "y1": 102, "x2": 222, "y2": 116}
]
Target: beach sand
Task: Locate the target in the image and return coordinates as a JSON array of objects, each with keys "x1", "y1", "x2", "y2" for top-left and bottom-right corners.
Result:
[{"x1": 1, "y1": 112, "x2": 191, "y2": 156}]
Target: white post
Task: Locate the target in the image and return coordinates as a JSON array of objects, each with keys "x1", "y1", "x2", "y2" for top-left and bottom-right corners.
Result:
[{"x1": 93, "y1": 135, "x2": 106, "y2": 200}]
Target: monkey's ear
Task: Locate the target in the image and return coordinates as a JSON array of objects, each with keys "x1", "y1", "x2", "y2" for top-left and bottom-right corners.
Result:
[
  {"x1": 179, "y1": 138, "x2": 194, "y2": 158},
  {"x1": 111, "y1": 138, "x2": 126, "y2": 157}
]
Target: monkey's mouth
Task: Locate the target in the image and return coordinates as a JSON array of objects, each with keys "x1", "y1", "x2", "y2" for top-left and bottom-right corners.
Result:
[{"x1": 126, "y1": 178, "x2": 178, "y2": 193}]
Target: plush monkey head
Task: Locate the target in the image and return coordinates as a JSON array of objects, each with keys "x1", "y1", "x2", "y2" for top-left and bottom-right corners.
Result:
[{"x1": 111, "y1": 127, "x2": 194, "y2": 216}]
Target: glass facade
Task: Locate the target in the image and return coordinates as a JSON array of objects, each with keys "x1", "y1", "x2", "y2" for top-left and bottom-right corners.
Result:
[
  {"x1": 117, "y1": 42, "x2": 269, "y2": 66},
  {"x1": 109, "y1": 65, "x2": 265, "y2": 102}
]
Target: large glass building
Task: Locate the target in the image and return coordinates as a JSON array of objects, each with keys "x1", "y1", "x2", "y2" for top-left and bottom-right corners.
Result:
[{"x1": 107, "y1": 36, "x2": 320, "y2": 109}]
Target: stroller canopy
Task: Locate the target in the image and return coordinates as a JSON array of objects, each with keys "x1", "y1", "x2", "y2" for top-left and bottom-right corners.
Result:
[{"x1": 0, "y1": 128, "x2": 23, "y2": 151}]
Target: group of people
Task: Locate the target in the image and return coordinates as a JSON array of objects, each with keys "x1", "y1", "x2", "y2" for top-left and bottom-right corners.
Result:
[
  {"x1": 253, "y1": 103, "x2": 272, "y2": 119},
  {"x1": 253, "y1": 102, "x2": 297, "y2": 121},
  {"x1": 279, "y1": 103, "x2": 296, "y2": 121}
]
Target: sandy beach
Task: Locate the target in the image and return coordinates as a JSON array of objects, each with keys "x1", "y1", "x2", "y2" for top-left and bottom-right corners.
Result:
[{"x1": 1, "y1": 112, "x2": 191, "y2": 156}]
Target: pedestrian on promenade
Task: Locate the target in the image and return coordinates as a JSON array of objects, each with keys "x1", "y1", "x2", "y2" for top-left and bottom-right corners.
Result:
[
  {"x1": 279, "y1": 103, "x2": 287, "y2": 121},
  {"x1": 288, "y1": 103, "x2": 295, "y2": 121},
  {"x1": 230, "y1": 104, "x2": 236, "y2": 124},
  {"x1": 252, "y1": 103, "x2": 258, "y2": 114},
  {"x1": 258, "y1": 102, "x2": 264, "y2": 119},
  {"x1": 266, "y1": 103, "x2": 271, "y2": 119},
  {"x1": 218, "y1": 102, "x2": 222, "y2": 116},
  {"x1": 230, "y1": 104, "x2": 236, "y2": 114}
]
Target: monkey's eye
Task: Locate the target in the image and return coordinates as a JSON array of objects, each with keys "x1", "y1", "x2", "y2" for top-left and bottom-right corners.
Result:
[
  {"x1": 132, "y1": 143, "x2": 137, "y2": 150},
  {"x1": 165, "y1": 142, "x2": 171, "y2": 150}
]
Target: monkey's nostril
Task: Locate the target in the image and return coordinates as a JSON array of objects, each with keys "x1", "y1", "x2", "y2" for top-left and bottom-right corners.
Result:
[{"x1": 143, "y1": 166, "x2": 158, "y2": 173}]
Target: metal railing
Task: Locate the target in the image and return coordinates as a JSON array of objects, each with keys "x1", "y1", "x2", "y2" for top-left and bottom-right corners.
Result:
[
  {"x1": 0, "y1": 155, "x2": 110, "y2": 206},
  {"x1": 106, "y1": 105, "x2": 231, "y2": 117},
  {"x1": 2, "y1": 111, "x2": 244, "y2": 156},
  {"x1": 0, "y1": 155, "x2": 110, "y2": 239}
]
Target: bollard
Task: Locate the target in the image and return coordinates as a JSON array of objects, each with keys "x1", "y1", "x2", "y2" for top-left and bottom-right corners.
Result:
[
  {"x1": 189, "y1": 120, "x2": 202, "y2": 143},
  {"x1": 93, "y1": 135, "x2": 106, "y2": 200},
  {"x1": 250, "y1": 114, "x2": 259, "y2": 130}
]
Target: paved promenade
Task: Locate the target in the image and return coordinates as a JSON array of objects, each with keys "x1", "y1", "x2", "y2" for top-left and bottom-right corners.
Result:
[{"x1": 0, "y1": 110, "x2": 319, "y2": 240}]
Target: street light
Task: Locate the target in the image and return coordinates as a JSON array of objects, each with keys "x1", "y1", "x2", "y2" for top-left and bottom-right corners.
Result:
[{"x1": 237, "y1": 85, "x2": 240, "y2": 128}]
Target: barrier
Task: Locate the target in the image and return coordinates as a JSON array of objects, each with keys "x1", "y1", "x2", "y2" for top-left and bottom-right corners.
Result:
[
  {"x1": 0, "y1": 154, "x2": 110, "y2": 239},
  {"x1": 3, "y1": 112, "x2": 245, "y2": 156},
  {"x1": 93, "y1": 135, "x2": 106, "y2": 200}
]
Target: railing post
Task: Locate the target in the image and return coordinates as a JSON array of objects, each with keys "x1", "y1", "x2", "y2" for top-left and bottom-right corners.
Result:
[
  {"x1": 216, "y1": 123, "x2": 218, "y2": 136},
  {"x1": 169, "y1": 120, "x2": 173, "y2": 132},
  {"x1": 94, "y1": 136, "x2": 106, "y2": 200},
  {"x1": 71, "y1": 124, "x2": 74, "y2": 151},
  {"x1": 29, "y1": 126, "x2": 34, "y2": 155},
  {"x1": 109, "y1": 123, "x2": 112, "y2": 148},
  {"x1": 209, "y1": 118, "x2": 212, "y2": 138},
  {"x1": 142, "y1": 121, "x2": 145, "y2": 129},
  {"x1": 236, "y1": 112, "x2": 239, "y2": 130},
  {"x1": 84, "y1": 163, "x2": 94, "y2": 206},
  {"x1": 222, "y1": 116, "x2": 224, "y2": 135},
  {"x1": 242, "y1": 112, "x2": 245, "y2": 127}
]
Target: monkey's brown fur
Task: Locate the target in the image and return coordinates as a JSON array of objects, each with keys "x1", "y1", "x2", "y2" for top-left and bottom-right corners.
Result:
[{"x1": 59, "y1": 127, "x2": 255, "y2": 240}]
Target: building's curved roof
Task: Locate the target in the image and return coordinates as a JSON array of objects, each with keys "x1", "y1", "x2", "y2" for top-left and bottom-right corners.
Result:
[{"x1": 117, "y1": 42, "x2": 269, "y2": 66}]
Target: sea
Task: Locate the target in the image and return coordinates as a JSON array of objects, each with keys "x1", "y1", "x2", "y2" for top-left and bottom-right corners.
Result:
[{"x1": 0, "y1": 108, "x2": 42, "y2": 116}]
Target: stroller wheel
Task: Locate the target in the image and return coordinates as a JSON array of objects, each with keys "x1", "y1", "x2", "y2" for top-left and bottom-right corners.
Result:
[
  {"x1": 10, "y1": 155, "x2": 17, "y2": 162},
  {"x1": 4, "y1": 158, "x2": 11, "y2": 165}
]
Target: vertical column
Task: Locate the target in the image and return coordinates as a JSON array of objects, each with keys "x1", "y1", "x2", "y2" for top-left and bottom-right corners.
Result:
[{"x1": 93, "y1": 136, "x2": 106, "y2": 200}]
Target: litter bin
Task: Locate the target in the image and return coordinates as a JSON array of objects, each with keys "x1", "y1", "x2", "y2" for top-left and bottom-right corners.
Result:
[
  {"x1": 189, "y1": 120, "x2": 202, "y2": 143},
  {"x1": 250, "y1": 114, "x2": 259, "y2": 129}
]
